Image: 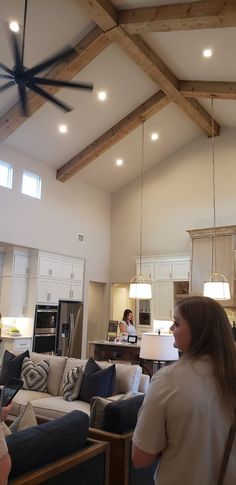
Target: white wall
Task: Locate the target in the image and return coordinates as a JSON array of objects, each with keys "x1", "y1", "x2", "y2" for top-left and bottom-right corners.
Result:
[
  {"x1": 0, "y1": 145, "x2": 111, "y2": 282},
  {"x1": 0, "y1": 145, "x2": 111, "y2": 356},
  {"x1": 110, "y1": 127, "x2": 236, "y2": 282}
]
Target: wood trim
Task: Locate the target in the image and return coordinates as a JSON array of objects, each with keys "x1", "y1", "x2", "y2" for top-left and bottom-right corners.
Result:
[
  {"x1": 179, "y1": 80, "x2": 236, "y2": 100},
  {"x1": 57, "y1": 90, "x2": 170, "y2": 181},
  {"x1": 9, "y1": 440, "x2": 110, "y2": 485},
  {"x1": 187, "y1": 225, "x2": 236, "y2": 238},
  {"x1": 89, "y1": 428, "x2": 133, "y2": 485},
  {"x1": 0, "y1": 27, "x2": 110, "y2": 142},
  {"x1": 119, "y1": 1, "x2": 236, "y2": 34}
]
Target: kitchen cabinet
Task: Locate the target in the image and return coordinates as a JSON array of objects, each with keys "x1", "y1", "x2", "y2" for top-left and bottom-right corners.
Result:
[
  {"x1": 0, "y1": 248, "x2": 29, "y2": 317},
  {"x1": 154, "y1": 282, "x2": 174, "y2": 320},
  {"x1": 155, "y1": 256, "x2": 189, "y2": 281},
  {"x1": 38, "y1": 256, "x2": 61, "y2": 278},
  {"x1": 187, "y1": 225, "x2": 236, "y2": 306},
  {"x1": 0, "y1": 276, "x2": 28, "y2": 317},
  {"x1": 59, "y1": 260, "x2": 84, "y2": 281},
  {"x1": 59, "y1": 281, "x2": 83, "y2": 301},
  {"x1": 0, "y1": 337, "x2": 32, "y2": 362},
  {"x1": 36, "y1": 278, "x2": 59, "y2": 304}
]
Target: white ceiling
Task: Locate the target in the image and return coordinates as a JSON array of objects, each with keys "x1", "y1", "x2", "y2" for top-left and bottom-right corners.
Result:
[{"x1": 1, "y1": 0, "x2": 236, "y2": 194}]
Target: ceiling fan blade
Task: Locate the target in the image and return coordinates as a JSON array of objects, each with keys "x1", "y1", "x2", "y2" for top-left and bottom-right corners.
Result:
[
  {"x1": 0, "y1": 81, "x2": 15, "y2": 92},
  {"x1": 0, "y1": 62, "x2": 13, "y2": 75},
  {"x1": 10, "y1": 30, "x2": 22, "y2": 71},
  {"x1": 27, "y1": 81, "x2": 72, "y2": 112},
  {"x1": 17, "y1": 83, "x2": 28, "y2": 117},
  {"x1": 31, "y1": 76, "x2": 93, "y2": 92},
  {"x1": 27, "y1": 46, "x2": 75, "y2": 77},
  {"x1": 0, "y1": 74, "x2": 14, "y2": 80}
]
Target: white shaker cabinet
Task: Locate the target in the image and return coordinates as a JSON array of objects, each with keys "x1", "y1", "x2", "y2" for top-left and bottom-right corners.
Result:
[
  {"x1": 154, "y1": 281, "x2": 174, "y2": 320},
  {"x1": 0, "y1": 248, "x2": 29, "y2": 317},
  {"x1": 36, "y1": 278, "x2": 59, "y2": 304},
  {"x1": 59, "y1": 281, "x2": 83, "y2": 301},
  {"x1": 38, "y1": 256, "x2": 61, "y2": 278},
  {"x1": 59, "y1": 261, "x2": 84, "y2": 282}
]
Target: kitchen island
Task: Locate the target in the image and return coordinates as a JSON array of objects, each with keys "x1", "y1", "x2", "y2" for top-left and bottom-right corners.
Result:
[{"x1": 88, "y1": 340, "x2": 141, "y2": 364}]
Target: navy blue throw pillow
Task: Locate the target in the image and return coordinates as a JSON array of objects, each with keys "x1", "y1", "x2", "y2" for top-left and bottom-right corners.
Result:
[
  {"x1": 7, "y1": 410, "x2": 89, "y2": 479},
  {"x1": 0, "y1": 350, "x2": 30, "y2": 385},
  {"x1": 102, "y1": 394, "x2": 144, "y2": 433},
  {"x1": 79, "y1": 357, "x2": 116, "y2": 403}
]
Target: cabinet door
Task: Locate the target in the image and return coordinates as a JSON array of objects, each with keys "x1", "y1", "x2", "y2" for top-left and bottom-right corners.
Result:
[
  {"x1": 155, "y1": 262, "x2": 172, "y2": 280},
  {"x1": 136, "y1": 262, "x2": 154, "y2": 281},
  {"x1": 11, "y1": 277, "x2": 28, "y2": 316},
  {"x1": 59, "y1": 261, "x2": 73, "y2": 280},
  {"x1": 154, "y1": 282, "x2": 174, "y2": 320},
  {"x1": 37, "y1": 278, "x2": 59, "y2": 304},
  {"x1": 72, "y1": 263, "x2": 83, "y2": 281},
  {"x1": 13, "y1": 253, "x2": 29, "y2": 276},
  {"x1": 172, "y1": 261, "x2": 189, "y2": 280},
  {"x1": 38, "y1": 257, "x2": 60, "y2": 278},
  {"x1": 59, "y1": 281, "x2": 82, "y2": 301}
]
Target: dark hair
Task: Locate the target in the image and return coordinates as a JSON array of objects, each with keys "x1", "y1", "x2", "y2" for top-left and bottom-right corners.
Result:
[
  {"x1": 122, "y1": 309, "x2": 134, "y2": 325},
  {"x1": 176, "y1": 296, "x2": 236, "y2": 413}
]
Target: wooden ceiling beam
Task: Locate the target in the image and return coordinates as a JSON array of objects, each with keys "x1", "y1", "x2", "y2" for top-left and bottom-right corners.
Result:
[
  {"x1": 105, "y1": 26, "x2": 219, "y2": 137},
  {"x1": 0, "y1": 27, "x2": 110, "y2": 142},
  {"x1": 57, "y1": 90, "x2": 170, "y2": 182},
  {"x1": 119, "y1": 1, "x2": 236, "y2": 34},
  {"x1": 179, "y1": 81, "x2": 236, "y2": 100},
  {"x1": 80, "y1": 0, "x2": 118, "y2": 30}
]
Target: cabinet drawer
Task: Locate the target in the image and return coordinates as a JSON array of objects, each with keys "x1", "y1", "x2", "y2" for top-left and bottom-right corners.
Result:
[{"x1": 13, "y1": 338, "x2": 32, "y2": 351}]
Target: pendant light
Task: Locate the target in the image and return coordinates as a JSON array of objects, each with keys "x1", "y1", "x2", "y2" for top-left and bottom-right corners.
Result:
[
  {"x1": 203, "y1": 99, "x2": 230, "y2": 300},
  {"x1": 129, "y1": 121, "x2": 152, "y2": 300}
]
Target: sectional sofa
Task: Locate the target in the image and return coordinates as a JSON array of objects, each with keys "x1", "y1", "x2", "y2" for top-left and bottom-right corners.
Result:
[{"x1": 10, "y1": 352, "x2": 150, "y2": 420}]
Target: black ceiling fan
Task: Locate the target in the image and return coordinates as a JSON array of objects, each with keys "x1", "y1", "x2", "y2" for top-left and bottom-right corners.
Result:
[{"x1": 0, "y1": 0, "x2": 93, "y2": 116}]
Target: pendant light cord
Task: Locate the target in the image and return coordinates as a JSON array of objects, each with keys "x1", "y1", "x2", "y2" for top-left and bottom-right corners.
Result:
[
  {"x1": 21, "y1": 0, "x2": 28, "y2": 65},
  {"x1": 211, "y1": 98, "x2": 217, "y2": 275},
  {"x1": 139, "y1": 121, "x2": 144, "y2": 275}
]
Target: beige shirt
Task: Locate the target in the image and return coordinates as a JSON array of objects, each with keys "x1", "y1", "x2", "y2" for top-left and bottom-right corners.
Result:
[{"x1": 133, "y1": 356, "x2": 236, "y2": 485}]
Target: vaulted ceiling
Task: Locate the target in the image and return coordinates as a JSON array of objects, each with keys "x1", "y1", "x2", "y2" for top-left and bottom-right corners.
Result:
[{"x1": 1, "y1": 0, "x2": 236, "y2": 193}]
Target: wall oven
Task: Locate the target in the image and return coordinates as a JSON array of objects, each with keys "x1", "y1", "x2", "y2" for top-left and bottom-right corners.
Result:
[{"x1": 33, "y1": 304, "x2": 58, "y2": 353}]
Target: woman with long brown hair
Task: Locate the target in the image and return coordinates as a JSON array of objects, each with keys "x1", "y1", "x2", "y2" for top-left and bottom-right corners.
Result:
[{"x1": 132, "y1": 296, "x2": 236, "y2": 485}]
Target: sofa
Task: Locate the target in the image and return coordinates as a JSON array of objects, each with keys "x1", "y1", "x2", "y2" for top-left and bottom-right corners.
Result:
[
  {"x1": 6, "y1": 410, "x2": 110, "y2": 485},
  {"x1": 8, "y1": 352, "x2": 149, "y2": 420}
]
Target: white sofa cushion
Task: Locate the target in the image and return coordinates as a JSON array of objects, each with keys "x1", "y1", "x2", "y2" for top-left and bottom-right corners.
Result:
[
  {"x1": 11, "y1": 389, "x2": 52, "y2": 417},
  {"x1": 30, "y1": 396, "x2": 90, "y2": 419}
]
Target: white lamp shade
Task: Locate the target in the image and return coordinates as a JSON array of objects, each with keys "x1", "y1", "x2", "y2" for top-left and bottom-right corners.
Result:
[
  {"x1": 203, "y1": 281, "x2": 230, "y2": 300},
  {"x1": 140, "y1": 333, "x2": 179, "y2": 361},
  {"x1": 129, "y1": 282, "x2": 152, "y2": 299}
]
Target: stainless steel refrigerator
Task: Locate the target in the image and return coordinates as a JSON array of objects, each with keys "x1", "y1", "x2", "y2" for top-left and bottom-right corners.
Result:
[{"x1": 56, "y1": 300, "x2": 83, "y2": 358}]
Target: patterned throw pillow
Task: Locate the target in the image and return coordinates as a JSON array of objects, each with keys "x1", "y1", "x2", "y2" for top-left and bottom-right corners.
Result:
[
  {"x1": 62, "y1": 366, "x2": 83, "y2": 401},
  {"x1": 21, "y1": 357, "x2": 50, "y2": 392}
]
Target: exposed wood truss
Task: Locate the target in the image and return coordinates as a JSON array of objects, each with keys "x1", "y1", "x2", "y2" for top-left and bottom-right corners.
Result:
[
  {"x1": 118, "y1": 1, "x2": 236, "y2": 35},
  {"x1": 57, "y1": 90, "x2": 170, "y2": 182},
  {"x1": 2, "y1": 1, "x2": 236, "y2": 181}
]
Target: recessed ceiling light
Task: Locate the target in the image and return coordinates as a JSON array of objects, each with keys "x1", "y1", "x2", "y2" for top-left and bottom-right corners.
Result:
[
  {"x1": 97, "y1": 91, "x2": 107, "y2": 101},
  {"x1": 151, "y1": 132, "x2": 159, "y2": 141},
  {"x1": 116, "y1": 159, "x2": 123, "y2": 166},
  {"x1": 203, "y1": 48, "x2": 212, "y2": 58},
  {"x1": 9, "y1": 21, "x2": 20, "y2": 33},
  {"x1": 58, "y1": 124, "x2": 68, "y2": 134}
]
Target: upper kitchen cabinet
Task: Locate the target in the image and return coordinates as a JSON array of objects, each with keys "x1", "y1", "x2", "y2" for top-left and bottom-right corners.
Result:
[
  {"x1": 154, "y1": 255, "x2": 190, "y2": 281},
  {"x1": 187, "y1": 226, "x2": 236, "y2": 306},
  {"x1": 0, "y1": 247, "x2": 29, "y2": 317}
]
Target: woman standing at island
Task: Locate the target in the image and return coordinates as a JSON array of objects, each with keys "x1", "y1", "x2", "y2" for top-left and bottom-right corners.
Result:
[{"x1": 119, "y1": 309, "x2": 137, "y2": 336}]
